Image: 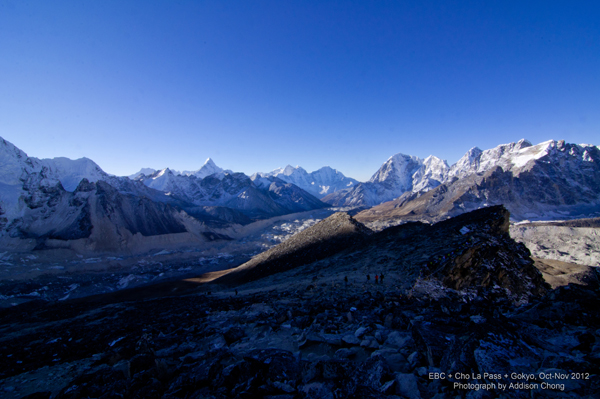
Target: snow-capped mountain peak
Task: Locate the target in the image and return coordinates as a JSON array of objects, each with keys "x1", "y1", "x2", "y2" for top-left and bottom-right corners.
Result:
[
  {"x1": 449, "y1": 139, "x2": 556, "y2": 179},
  {"x1": 39, "y1": 156, "x2": 109, "y2": 191},
  {"x1": 182, "y1": 158, "x2": 225, "y2": 179},
  {"x1": 259, "y1": 165, "x2": 359, "y2": 198},
  {"x1": 129, "y1": 168, "x2": 157, "y2": 180},
  {"x1": 0, "y1": 137, "x2": 110, "y2": 192},
  {"x1": 447, "y1": 147, "x2": 483, "y2": 179},
  {"x1": 368, "y1": 153, "x2": 422, "y2": 187},
  {"x1": 411, "y1": 155, "x2": 450, "y2": 193},
  {"x1": 282, "y1": 165, "x2": 307, "y2": 176}
]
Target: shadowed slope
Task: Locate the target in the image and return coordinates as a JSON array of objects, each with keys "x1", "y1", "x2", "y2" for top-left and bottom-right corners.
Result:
[{"x1": 215, "y1": 212, "x2": 373, "y2": 284}]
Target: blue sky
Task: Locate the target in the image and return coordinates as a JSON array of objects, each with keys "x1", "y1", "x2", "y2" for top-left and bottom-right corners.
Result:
[{"x1": 1, "y1": 1, "x2": 599, "y2": 181}]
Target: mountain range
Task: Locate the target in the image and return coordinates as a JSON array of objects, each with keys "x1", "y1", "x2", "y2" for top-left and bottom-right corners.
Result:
[
  {"x1": 128, "y1": 158, "x2": 227, "y2": 180},
  {"x1": 354, "y1": 139, "x2": 600, "y2": 224},
  {"x1": 0, "y1": 137, "x2": 327, "y2": 253},
  {"x1": 2, "y1": 136, "x2": 599, "y2": 254},
  {"x1": 127, "y1": 138, "x2": 600, "y2": 223}
]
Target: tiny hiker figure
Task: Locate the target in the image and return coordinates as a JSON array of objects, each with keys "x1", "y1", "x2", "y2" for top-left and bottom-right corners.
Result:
[
  {"x1": 366, "y1": 274, "x2": 370, "y2": 281},
  {"x1": 375, "y1": 274, "x2": 379, "y2": 284}
]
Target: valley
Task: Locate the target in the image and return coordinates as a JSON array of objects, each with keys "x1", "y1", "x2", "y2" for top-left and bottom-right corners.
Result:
[{"x1": 0, "y1": 208, "x2": 338, "y2": 306}]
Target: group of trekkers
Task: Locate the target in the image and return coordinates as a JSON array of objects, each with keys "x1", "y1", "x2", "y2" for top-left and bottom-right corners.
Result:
[
  {"x1": 342, "y1": 274, "x2": 386, "y2": 284},
  {"x1": 367, "y1": 273, "x2": 385, "y2": 284}
]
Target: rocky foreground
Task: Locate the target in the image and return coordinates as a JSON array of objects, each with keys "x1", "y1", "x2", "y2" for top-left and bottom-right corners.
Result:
[{"x1": 0, "y1": 206, "x2": 599, "y2": 398}]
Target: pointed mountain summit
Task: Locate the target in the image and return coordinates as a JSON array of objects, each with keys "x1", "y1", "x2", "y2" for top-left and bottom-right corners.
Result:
[
  {"x1": 182, "y1": 158, "x2": 225, "y2": 179},
  {"x1": 368, "y1": 153, "x2": 422, "y2": 189}
]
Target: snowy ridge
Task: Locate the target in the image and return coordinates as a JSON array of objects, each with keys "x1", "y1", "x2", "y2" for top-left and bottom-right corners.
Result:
[
  {"x1": 0, "y1": 138, "x2": 113, "y2": 221},
  {"x1": 0, "y1": 137, "x2": 328, "y2": 250},
  {"x1": 130, "y1": 158, "x2": 229, "y2": 181},
  {"x1": 412, "y1": 155, "x2": 450, "y2": 193},
  {"x1": 356, "y1": 139, "x2": 600, "y2": 223},
  {"x1": 132, "y1": 169, "x2": 327, "y2": 219}
]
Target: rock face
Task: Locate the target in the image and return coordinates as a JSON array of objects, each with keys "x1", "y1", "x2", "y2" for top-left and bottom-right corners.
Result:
[{"x1": 419, "y1": 206, "x2": 549, "y2": 300}]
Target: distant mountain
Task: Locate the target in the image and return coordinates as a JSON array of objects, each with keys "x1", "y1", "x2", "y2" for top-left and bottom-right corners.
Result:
[
  {"x1": 130, "y1": 158, "x2": 227, "y2": 180},
  {"x1": 0, "y1": 137, "x2": 214, "y2": 252},
  {"x1": 129, "y1": 167, "x2": 157, "y2": 180},
  {"x1": 355, "y1": 139, "x2": 600, "y2": 223},
  {"x1": 255, "y1": 165, "x2": 359, "y2": 199},
  {"x1": 323, "y1": 154, "x2": 448, "y2": 207},
  {"x1": 181, "y1": 158, "x2": 225, "y2": 179}
]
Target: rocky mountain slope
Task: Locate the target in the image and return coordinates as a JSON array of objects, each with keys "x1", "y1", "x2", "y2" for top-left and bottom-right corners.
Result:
[
  {"x1": 216, "y1": 212, "x2": 373, "y2": 284},
  {"x1": 216, "y1": 205, "x2": 549, "y2": 303},
  {"x1": 0, "y1": 138, "x2": 225, "y2": 254},
  {"x1": 511, "y1": 218, "x2": 600, "y2": 266},
  {"x1": 1, "y1": 206, "x2": 598, "y2": 398},
  {"x1": 256, "y1": 165, "x2": 359, "y2": 199},
  {"x1": 354, "y1": 139, "x2": 600, "y2": 224},
  {"x1": 509, "y1": 217, "x2": 600, "y2": 288}
]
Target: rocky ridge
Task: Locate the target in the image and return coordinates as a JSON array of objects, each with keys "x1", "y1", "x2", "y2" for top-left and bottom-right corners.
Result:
[
  {"x1": 216, "y1": 212, "x2": 373, "y2": 284},
  {"x1": 218, "y1": 206, "x2": 549, "y2": 304}
]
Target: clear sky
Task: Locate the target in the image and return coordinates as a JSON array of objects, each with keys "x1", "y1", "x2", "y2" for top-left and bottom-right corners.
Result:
[{"x1": 1, "y1": 1, "x2": 599, "y2": 182}]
